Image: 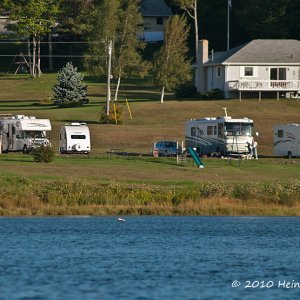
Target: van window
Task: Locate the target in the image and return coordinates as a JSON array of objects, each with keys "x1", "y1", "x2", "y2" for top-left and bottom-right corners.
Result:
[
  {"x1": 71, "y1": 135, "x2": 86, "y2": 139},
  {"x1": 277, "y1": 130, "x2": 284, "y2": 138}
]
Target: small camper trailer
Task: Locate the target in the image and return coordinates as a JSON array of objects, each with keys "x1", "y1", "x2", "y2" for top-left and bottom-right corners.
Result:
[
  {"x1": 59, "y1": 123, "x2": 91, "y2": 154},
  {"x1": 185, "y1": 113, "x2": 254, "y2": 156},
  {"x1": 0, "y1": 115, "x2": 51, "y2": 153},
  {"x1": 274, "y1": 124, "x2": 300, "y2": 158}
]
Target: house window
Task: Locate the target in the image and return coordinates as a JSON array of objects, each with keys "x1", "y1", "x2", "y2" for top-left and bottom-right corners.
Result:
[
  {"x1": 244, "y1": 67, "x2": 254, "y2": 76},
  {"x1": 277, "y1": 130, "x2": 284, "y2": 138},
  {"x1": 217, "y1": 67, "x2": 221, "y2": 77},
  {"x1": 156, "y1": 17, "x2": 163, "y2": 25},
  {"x1": 270, "y1": 68, "x2": 286, "y2": 80}
]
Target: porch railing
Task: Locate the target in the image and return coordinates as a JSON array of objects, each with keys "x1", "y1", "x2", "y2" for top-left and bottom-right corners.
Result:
[{"x1": 226, "y1": 80, "x2": 300, "y2": 91}]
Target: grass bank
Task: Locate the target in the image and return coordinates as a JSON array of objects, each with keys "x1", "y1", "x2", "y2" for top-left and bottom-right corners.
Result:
[
  {"x1": 0, "y1": 157, "x2": 300, "y2": 216},
  {"x1": 0, "y1": 174, "x2": 299, "y2": 216}
]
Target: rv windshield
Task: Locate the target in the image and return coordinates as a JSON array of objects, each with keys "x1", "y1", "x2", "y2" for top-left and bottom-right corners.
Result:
[
  {"x1": 224, "y1": 122, "x2": 253, "y2": 136},
  {"x1": 24, "y1": 131, "x2": 45, "y2": 138}
]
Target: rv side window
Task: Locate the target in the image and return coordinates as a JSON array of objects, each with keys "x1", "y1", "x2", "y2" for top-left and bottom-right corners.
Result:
[
  {"x1": 218, "y1": 124, "x2": 224, "y2": 138},
  {"x1": 207, "y1": 126, "x2": 216, "y2": 135},
  {"x1": 16, "y1": 132, "x2": 24, "y2": 139},
  {"x1": 191, "y1": 127, "x2": 196, "y2": 136},
  {"x1": 71, "y1": 135, "x2": 86, "y2": 139},
  {"x1": 278, "y1": 130, "x2": 284, "y2": 138}
]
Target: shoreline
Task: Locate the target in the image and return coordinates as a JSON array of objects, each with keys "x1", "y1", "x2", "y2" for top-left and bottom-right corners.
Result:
[{"x1": 1, "y1": 201, "x2": 299, "y2": 217}]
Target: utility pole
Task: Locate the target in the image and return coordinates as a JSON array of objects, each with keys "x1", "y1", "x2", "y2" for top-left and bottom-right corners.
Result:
[
  {"x1": 106, "y1": 40, "x2": 112, "y2": 116},
  {"x1": 227, "y1": 0, "x2": 231, "y2": 51}
]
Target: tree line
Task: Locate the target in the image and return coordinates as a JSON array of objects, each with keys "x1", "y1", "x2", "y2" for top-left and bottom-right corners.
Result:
[
  {"x1": 167, "y1": 0, "x2": 300, "y2": 51},
  {"x1": 1, "y1": 0, "x2": 299, "y2": 102}
]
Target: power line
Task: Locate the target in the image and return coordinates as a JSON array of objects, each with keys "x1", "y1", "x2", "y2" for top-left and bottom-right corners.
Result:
[
  {"x1": 0, "y1": 54, "x2": 106, "y2": 58},
  {"x1": 0, "y1": 41, "x2": 101, "y2": 44}
]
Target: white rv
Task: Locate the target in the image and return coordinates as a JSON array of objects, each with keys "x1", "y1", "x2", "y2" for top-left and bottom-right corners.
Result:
[
  {"x1": 59, "y1": 123, "x2": 91, "y2": 154},
  {"x1": 185, "y1": 114, "x2": 254, "y2": 156},
  {"x1": 274, "y1": 124, "x2": 300, "y2": 158},
  {"x1": 0, "y1": 115, "x2": 51, "y2": 153}
]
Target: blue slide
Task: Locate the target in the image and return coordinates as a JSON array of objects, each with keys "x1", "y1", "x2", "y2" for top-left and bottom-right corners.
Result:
[{"x1": 188, "y1": 148, "x2": 205, "y2": 168}]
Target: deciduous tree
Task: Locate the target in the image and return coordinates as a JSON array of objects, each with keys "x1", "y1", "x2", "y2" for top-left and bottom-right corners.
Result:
[
  {"x1": 153, "y1": 15, "x2": 191, "y2": 103},
  {"x1": 4, "y1": 0, "x2": 59, "y2": 77},
  {"x1": 169, "y1": 0, "x2": 199, "y2": 89}
]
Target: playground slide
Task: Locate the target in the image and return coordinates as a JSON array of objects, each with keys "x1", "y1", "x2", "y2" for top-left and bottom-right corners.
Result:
[{"x1": 188, "y1": 148, "x2": 205, "y2": 168}]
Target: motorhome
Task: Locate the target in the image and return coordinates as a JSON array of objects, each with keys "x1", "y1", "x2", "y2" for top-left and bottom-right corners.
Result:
[
  {"x1": 59, "y1": 123, "x2": 91, "y2": 154},
  {"x1": 274, "y1": 124, "x2": 300, "y2": 158},
  {"x1": 185, "y1": 113, "x2": 254, "y2": 156},
  {"x1": 0, "y1": 115, "x2": 51, "y2": 153}
]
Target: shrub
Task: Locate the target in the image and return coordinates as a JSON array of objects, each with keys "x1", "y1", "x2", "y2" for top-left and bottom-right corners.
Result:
[
  {"x1": 207, "y1": 88, "x2": 224, "y2": 99},
  {"x1": 32, "y1": 145, "x2": 55, "y2": 163},
  {"x1": 99, "y1": 102, "x2": 123, "y2": 124},
  {"x1": 175, "y1": 83, "x2": 197, "y2": 98}
]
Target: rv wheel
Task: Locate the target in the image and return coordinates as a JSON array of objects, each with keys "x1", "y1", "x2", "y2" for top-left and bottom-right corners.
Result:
[{"x1": 23, "y1": 145, "x2": 28, "y2": 154}]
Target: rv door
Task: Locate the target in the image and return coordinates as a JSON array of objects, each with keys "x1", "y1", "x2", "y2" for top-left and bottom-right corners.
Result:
[{"x1": 8, "y1": 123, "x2": 14, "y2": 149}]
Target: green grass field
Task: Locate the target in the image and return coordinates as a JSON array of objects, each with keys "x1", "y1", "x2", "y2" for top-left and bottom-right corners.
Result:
[{"x1": 0, "y1": 73, "x2": 299, "y2": 215}]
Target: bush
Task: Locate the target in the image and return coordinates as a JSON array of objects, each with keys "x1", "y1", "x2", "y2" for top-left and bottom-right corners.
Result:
[
  {"x1": 99, "y1": 102, "x2": 123, "y2": 124},
  {"x1": 207, "y1": 89, "x2": 224, "y2": 99},
  {"x1": 175, "y1": 83, "x2": 197, "y2": 98},
  {"x1": 56, "y1": 102, "x2": 83, "y2": 108},
  {"x1": 32, "y1": 145, "x2": 55, "y2": 163}
]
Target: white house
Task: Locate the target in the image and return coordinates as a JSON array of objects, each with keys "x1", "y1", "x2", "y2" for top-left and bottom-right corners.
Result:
[
  {"x1": 197, "y1": 39, "x2": 300, "y2": 99},
  {"x1": 139, "y1": 0, "x2": 172, "y2": 42}
]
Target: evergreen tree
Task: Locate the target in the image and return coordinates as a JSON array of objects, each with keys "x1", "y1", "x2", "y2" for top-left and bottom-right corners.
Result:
[
  {"x1": 52, "y1": 62, "x2": 87, "y2": 106},
  {"x1": 153, "y1": 15, "x2": 191, "y2": 103}
]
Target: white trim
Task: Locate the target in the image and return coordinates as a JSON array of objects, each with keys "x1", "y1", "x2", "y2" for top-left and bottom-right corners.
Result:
[{"x1": 223, "y1": 62, "x2": 300, "y2": 66}]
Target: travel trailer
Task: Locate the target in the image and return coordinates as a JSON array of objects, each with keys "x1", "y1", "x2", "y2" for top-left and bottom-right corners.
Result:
[
  {"x1": 274, "y1": 124, "x2": 300, "y2": 158},
  {"x1": 59, "y1": 123, "x2": 91, "y2": 154},
  {"x1": 185, "y1": 112, "x2": 254, "y2": 156},
  {"x1": 0, "y1": 115, "x2": 51, "y2": 153}
]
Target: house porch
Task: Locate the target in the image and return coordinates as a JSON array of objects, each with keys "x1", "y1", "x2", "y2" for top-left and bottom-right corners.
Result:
[{"x1": 225, "y1": 80, "x2": 300, "y2": 100}]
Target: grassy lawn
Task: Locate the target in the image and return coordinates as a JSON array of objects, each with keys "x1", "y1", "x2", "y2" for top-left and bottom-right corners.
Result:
[
  {"x1": 0, "y1": 73, "x2": 299, "y2": 215},
  {"x1": 0, "y1": 153, "x2": 299, "y2": 185}
]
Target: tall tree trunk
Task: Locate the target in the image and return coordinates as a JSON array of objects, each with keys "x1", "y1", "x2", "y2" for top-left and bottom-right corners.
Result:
[
  {"x1": 27, "y1": 37, "x2": 33, "y2": 77},
  {"x1": 160, "y1": 86, "x2": 165, "y2": 103},
  {"x1": 32, "y1": 35, "x2": 37, "y2": 78},
  {"x1": 48, "y1": 31, "x2": 53, "y2": 71},
  {"x1": 193, "y1": 1, "x2": 200, "y2": 92},
  {"x1": 114, "y1": 75, "x2": 121, "y2": 102},
  {"x1": 37, "y1": 35, "x2": 42, "y2": 77}
]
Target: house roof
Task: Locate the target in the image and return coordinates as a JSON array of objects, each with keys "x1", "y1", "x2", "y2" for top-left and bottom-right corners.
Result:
[
  {"x1": 140, "y1": 0, "x2": 172, "y2": 17},
  {"x1": 206, "y1": 39, "x2": 300, "y2": 65}
]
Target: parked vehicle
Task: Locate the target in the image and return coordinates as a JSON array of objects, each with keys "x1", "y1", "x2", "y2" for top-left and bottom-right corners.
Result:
[
  {"x1": 0, "y1": 115, "x2": 51, "y2": 153},
  {"x1": 274, "y1": 124, "x2": 300, "y2": 158},
  {"x1": 185, "y1": 113, "x2": 254, "y2": 156},
  {"x1": 152, "y1": 141, "x2": 181, "y2": 157},
  {"x1": 59, "y1": 123, "x2": 91, "y2": 154}
]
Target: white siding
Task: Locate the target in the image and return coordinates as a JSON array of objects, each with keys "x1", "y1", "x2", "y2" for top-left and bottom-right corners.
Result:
[{"x1": 206, "y1": 66, "x2": 225, "y2": 91}]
